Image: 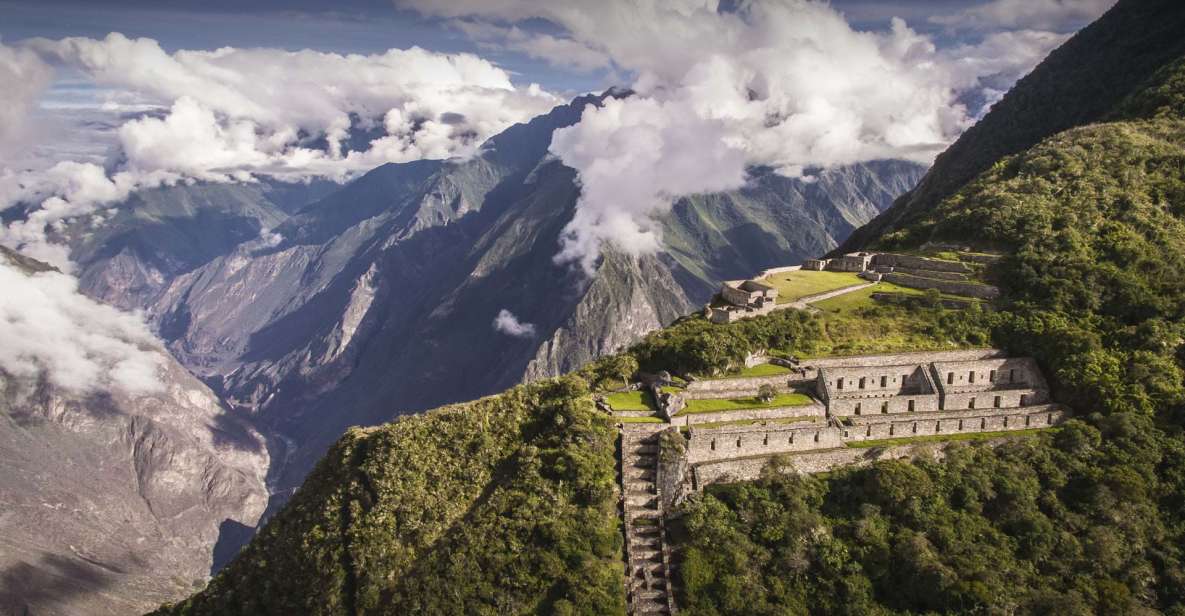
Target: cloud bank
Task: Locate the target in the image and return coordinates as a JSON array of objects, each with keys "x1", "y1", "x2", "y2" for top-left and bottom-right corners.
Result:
[
  {"x1": 0, "y1": 253, "x2": 163, "y2": 394},
  {"x1": 0, "y1": 42, "x2": 53, "y2": 157},
  {"x1": 1, "y1": 34, "x2": 560, "y2": 268},
  {"x1": 493, "y1": 309, "x2": 536, "y2": 338},
  {"x1": 401, "y1": 0, "x2": 1102, "y2": 274}
]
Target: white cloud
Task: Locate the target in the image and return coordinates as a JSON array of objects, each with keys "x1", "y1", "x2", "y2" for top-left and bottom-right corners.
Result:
[
  {"x1": 23, "y1": 33, "x2": 559, "y2": 181},
  {"x1": 1, "y1": 33, "x2": 562, "y2": 267},
  {"x1": 493, "y1": 309, "x2": 536, "y2": 337},
  {"x1": 453, "y1": 21, "x2": 614, "y2": 72},
  {"x1": 931, "y1": 0, "x2": 1116, "y2": 32},
  {"x1": 0, "y1": 252, "x2": 163, "y2": 394},
  {"x1": 401, "y1": 0, "x2": 1086, "y2": 273},
  {"x1": 0, "y1": 41, "x2": 54, "y2": 157}
]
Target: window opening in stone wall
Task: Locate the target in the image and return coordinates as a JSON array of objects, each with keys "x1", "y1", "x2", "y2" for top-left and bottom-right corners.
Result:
[
  {"x1": 990, "y1": 369, "x2": 996, "y2": 382},
  {"x1": 710, "y1": 439, "x2": 716, "y2": 451},
  {"x1": 763, "y1": 435, "x2": 768, "y2": 446},
  {"x1": 880, "y1": 376, "x2": 887, "y2": 387},
  {"x1": 837, "y1": 378, "x2": 843, "y2": 390},
  {"x1": 881, "y1": 401, "x2": 889, "y2": 414},
  {"x1": 855, "y1": 402, "x2": 861, "y2": 415},
  {"x1": 969, "y1": 397, "x2": 976, "y2": 409},
  {"x1": 859, "y1": 377, "x2": 866, "y2": 389},
  {"x1": 969, "y1": 370, "x2": 976, "y2": 383},
  {"x1": 948, "y1": 372, "x2": 954, "y2": 384},
  {"x1": 736, "y1": 438, "x2": 741, "y2": 448},
  {"x1": 908, "y1": 399, "x2": 915, "y2": 412},
  {"x1": 994, "y1": 395, "x2": 1002, "y2": 408},
  {"x1": 1009, "y1": 368, "x2": 1015, "y2": 382},
  {"x1": 813, "y1": 431, "x2": 820, "y2": 443}
]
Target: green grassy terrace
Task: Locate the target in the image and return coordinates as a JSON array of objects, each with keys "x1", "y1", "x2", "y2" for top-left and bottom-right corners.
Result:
[
  {"x1": 760, "y1": 270, "x2": 865, "y2": 303},
  {"x1": 712, "y1": 363, "x2": 793, "y2": 379},
  {"x1": 603, "y1": 390, "x2": 655, "y2": 412},
  {"x1": 679, "y1": 393, "x2": 814, "y2": 415}
]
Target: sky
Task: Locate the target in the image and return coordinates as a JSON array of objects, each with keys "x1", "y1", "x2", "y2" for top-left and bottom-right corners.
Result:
[{"x1": 0, "y1": 0, "x2": 1116, "y2": 271}]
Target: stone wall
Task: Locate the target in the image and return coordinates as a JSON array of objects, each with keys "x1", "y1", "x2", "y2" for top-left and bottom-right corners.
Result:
[
  {"x1": 674, "y1": 403, "x2": 826, "y2": 427},
  {"x1": 932, "y1": 357, "x2": 1047, "y2": 392},
  {"x1": 841, "y1": 405, "x2": 1067, "y2": 443},
  {"x1": 882, "y1": 272, "x2": 1000, "y2": 299},
  {"x1": 686, "y1": 423, "x2": 844, "y2": 464},
  {"x1": 683, "y1": 374, "x2": 804, "y2": 397},
  {"x1": 805, "y1": 348, "x2": 1004, "y2": 369},
  {"x1": 873, "y1": 253, "x2": 971, "y2": 273},
  {"x1": 942, "y1": 388, "x2": 1049, "y2": 411},
  {"x1": 829, "y1": 393, "x2": 940, "y2": 417},
  {"x1": 891, "y1": 267, "x2": 968, "y2": 281},
  {"x1": 818, "y1": 364, "x2": 935, "y2": 399}
]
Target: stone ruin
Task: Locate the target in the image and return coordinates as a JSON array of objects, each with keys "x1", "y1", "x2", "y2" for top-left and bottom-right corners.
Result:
[
  {"x1": 646, "y1": 349, "x2": 1068, "y2": 508},
  {"x1": 707, "y1": 278, "x2": 779, "y2": 323}
]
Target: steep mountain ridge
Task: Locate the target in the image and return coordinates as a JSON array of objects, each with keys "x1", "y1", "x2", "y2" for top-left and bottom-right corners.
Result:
[
  {"x1": 127, "y1": 94, "x2": 920, "y2": 494},
  {"x1": 153, "y1": 1, "x2": 1185, "y2": 614},
  {"x1": 838, "y1": 0, "x2": 1185, "y2": 253},
  {"x1": 0, "y1": 248, "x2": 270, "y2": 616}
]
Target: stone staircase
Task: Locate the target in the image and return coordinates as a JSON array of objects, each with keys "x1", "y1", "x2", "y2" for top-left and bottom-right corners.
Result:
[{"x1": 621, "y1": 427, "x2": 677, "y2": 615}]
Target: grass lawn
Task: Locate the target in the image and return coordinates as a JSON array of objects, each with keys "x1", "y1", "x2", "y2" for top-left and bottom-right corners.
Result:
[
  {"x1": 846, "y1": 428, "x2": 1053, "y2": 448},
  {"x1": 619, "y1": 415, "x2": 664, "y2": 424},
  {"x1": 810, "y1": 282, "x2": 924, "y2": 313},
  {"x1": 604, "y1": 390, "x2": 655, "y2": 412},
  {"x1": 761, "y1": 270, "x2": 865, "y2": 303},
  {"x1": 716, "y1": 363, "x2": 793, "y2": 379},
  {"x1": 681, "y1": 393, "x2": 813, "y2": 414},
  {"x1": 693, "y1": 416, "x2": 818, "y2": 429}
]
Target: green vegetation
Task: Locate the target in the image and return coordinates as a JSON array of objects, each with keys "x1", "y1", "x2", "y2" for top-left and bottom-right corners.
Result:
[
  {"x1": 716, "y1": 363, "x2": 792, "y2": 379},
  {"x1": 680, "y1": 393, "x2": 814, "y2": 414},
  {"x1": 809, "y1": 281, "x2": 924, "y2": 313},
  {"x1": 846, "y1": 428, "x2": 1050, "y2": 449},
  {"x1": 603, "y1": 390, "x2": 655, "y2": 412},
  {"x1": 152, "y1": 376, "x2": 624, "y2": 616},
  {"x1": 670, "y1": 33, "x2": 1185, "y2": 616},
  {"x1": 760, "y1": 270, "x2": 864, "y2": 303},
  {"x1": 618, "y1": 415, "x2": 665, "y2": 424}
]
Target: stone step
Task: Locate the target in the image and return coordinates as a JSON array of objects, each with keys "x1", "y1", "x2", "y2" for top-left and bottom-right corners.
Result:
[
  {"x1": 631, "y1": 547, "x2": 662, "y2": 561},
  {"x1": 626, "y1": 485, "x2": 655, "y2": 496},
  {"x1": 625, "y1": 530, "x2": 663, "y2": 547},
  {"x1": 631, "y1": 524, "x2": 660, "y2": 535},
  {"x1": 633, "y1": 588, "x2": 668, "y2": 602},
  {"x1": 632, "y1": 510, "x2": 660, "y2": 522},
  {"x1": 627, "y1": 495, "x2": 659, "y2": 509},
  {"x1": 632, "y1": 598, "x2": 669, "y2": 615},
  {"x1": 624, "y1": 467, "x2": 655, "y2": 481}
]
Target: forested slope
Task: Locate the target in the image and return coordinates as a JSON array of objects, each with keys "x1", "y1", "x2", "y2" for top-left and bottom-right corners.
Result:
[
  {"x1": 673, "y1": 19, "x2": 1185, "y2": 616},
  {"x1": 151, "y1": 377, "x2": 623, "y2": 616}
]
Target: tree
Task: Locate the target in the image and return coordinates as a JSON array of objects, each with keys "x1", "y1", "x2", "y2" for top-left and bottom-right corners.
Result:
[{"x1": 757, "y1": 384, "x2": 777, "y2": 403}]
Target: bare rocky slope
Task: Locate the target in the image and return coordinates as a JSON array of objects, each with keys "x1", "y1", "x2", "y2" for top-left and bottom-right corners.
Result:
[{"x1": 0, "y1": 247, "x2": 270, "y2": 616}]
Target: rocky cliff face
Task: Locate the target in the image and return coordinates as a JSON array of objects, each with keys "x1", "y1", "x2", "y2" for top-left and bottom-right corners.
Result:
[
  {"x1": 0, "y1": 249, "x2": 269, "y2": 616},
  {"x1": 55, "y1": 94, "x2": 922, "y2": 496}
]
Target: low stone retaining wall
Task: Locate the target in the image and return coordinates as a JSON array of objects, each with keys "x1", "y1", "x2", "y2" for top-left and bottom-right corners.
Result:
[
  {"x1": 683, "y1": 374, "x2": 806, "y2": 397},
  {"x1": 805, "y1": 348, "x2": 1002, "y2": 369},
  {"x1": 874, "y1": 254, "x2": 971, "y2": 273},
  {"x1": 891, "y1": 267, "x2": 968, "y2": 281},
  {"x1": 842, "y1": 405, "x2": 1067, "y2": 443},
  {"x1": 882, "y1": 272, "x2": 1000, "y2": 299},
  {"x1": 674, "y1": 402, "x2": 826, "y2": 427}
]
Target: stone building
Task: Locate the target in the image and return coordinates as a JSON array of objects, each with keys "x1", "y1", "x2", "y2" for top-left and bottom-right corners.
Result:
[
  {"x1": 709, "y1": 279, "x2": 779, "y2": 323},
  {"x1": 814, "y1": 354, "x2": 1049, "y2": 417},
  {"x1": 931, "y1": 357, "x2": 1049, "y2": 410},
  {"x1": 817, "y1": 363, "x2": 940, "y2": 416}
]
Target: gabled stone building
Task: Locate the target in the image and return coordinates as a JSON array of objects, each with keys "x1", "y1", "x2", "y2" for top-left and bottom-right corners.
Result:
[{"x1": 708, "y1": 279, "x2": 779, "y2": 323}]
